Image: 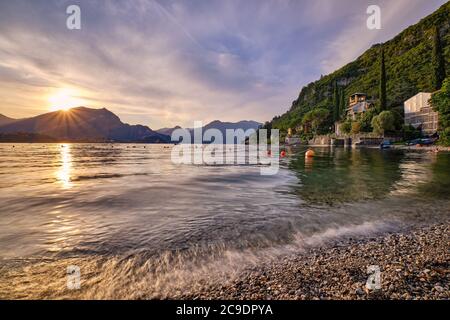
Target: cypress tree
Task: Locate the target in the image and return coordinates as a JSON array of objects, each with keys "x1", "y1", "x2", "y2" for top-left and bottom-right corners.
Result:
[
  {"x1": 333, "y1": 81, "x2": 340, "y2": 122},
  {"x1": 432, "y1": 26, "x2": 446, "y2": 91},
  {"x1": 379, "y1": 47, "x2": 387, "y2": 111},
  {"x1": 339, "y1": 88, "x2": 346, "y2": 119}
]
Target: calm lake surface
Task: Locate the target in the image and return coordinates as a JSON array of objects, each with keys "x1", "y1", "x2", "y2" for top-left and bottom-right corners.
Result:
[{"x1": 0, "y1": 143, "x2": 449, "y2": 298}]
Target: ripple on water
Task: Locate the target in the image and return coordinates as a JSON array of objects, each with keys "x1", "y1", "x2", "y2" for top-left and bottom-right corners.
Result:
[{"x1": 0, "y1": 144, "x2": 449, "y2": 298}]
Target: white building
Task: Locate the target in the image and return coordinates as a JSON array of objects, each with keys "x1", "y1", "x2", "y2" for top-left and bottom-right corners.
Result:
[{"x1": 404, "y1": 93, "x2": 439, "y2": 136}]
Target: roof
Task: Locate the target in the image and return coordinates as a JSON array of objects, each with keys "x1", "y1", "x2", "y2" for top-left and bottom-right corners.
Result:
[
  {"x1": 349, "y1": 102, "x2": 371, "y2": 113},
  {"x1": 404, "y1": 92, "x2": 432, "y2": 103}
]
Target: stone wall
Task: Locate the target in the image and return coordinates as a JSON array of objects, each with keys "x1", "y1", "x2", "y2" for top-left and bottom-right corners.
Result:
[{"x1": 308, "y1": 134, "x2": 401, "y2": 147}]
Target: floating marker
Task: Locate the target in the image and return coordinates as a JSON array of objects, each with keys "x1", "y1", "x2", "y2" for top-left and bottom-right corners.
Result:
[{"x1": 305, "y1": 149, "x2": 315, "y2": 158}]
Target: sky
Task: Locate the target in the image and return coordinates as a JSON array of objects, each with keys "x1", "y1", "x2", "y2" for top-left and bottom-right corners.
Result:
[{"x1": 0, "y1": 0, "x2": 447, "y2": 129}]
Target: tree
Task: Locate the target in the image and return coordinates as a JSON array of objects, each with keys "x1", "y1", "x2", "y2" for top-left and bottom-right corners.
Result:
[
  {"x1": 340, "y1": 121, "x2": 352, "y2": 134},
  {"x1": 371, "y1": 111, "x2": 395, "y2": 136},
  {"x1": 359, "y1": 108, "x2": 377, "y2": 132},
  {"x1": 390, "y1": 109, "x2": 404, "y2": 131},
  {"x1": 402, "y1": 124, "x2": 421, "y2": 141},
  {"x1": 333, "y1": 82, "x2": 340, "y2": 123},
  {"x1": 379, "y1": 47, "x2": 387, "y2": 111},
  {"x1": 351, "y1": 122, "x2": 361, "y2": 134},
  {"x1": 258, "y1": 121, "x2": 272, "y2": 141},
  {"x1": 432, "y1": 26, "x2": 446, "y2": 91},
  {"x1": 431, "y1": 77, "x2": 450, "y2": 145},
  {"x1": 339, "y1": 88, "x2": 346, "y2": 119},
  {"x1": 302, "y1": 108, "x2": 330, "y2": 135}
]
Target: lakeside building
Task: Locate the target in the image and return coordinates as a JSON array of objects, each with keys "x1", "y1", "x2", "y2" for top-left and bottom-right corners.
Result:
[
  {"x1": 404, "y1": 92, "x2": 439, "y2": 136},
  {"x1": 334, "y1": 93, "x2": 374, "y2": 136},
  {"x1": 346, "y1": 93, "x2": 374, "y2": 120}
]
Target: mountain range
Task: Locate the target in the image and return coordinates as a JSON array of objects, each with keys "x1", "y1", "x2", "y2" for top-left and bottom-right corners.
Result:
[
  {"x1": 155, "y1": 126, "x2": 182, "y2": 137},
  {"x1": 156, "y1": 120, "x2": 261, "y2": 143},
  {"x1": 0, "y1": 107, "x2": 260, "y2": 143},
  {"x1": 0, "y1": 107, "x2": 170, "y2": 143},
  {"x1": 0, "y1": 114, "x2": 17, "y2": 126}
]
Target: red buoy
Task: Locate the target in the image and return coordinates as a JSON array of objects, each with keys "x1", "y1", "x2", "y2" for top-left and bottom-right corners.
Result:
[
  {"x1": 280, "y1": 150, "x2": 286, "y2": 158},
  {"x1": 305, "y1": 149, "x2": 315, "y2": 158}
]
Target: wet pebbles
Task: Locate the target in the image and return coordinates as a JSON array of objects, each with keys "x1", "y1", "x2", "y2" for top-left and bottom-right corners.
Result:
[{"x1": 177, "y1": 223, "x2": 449, "y2": 300}]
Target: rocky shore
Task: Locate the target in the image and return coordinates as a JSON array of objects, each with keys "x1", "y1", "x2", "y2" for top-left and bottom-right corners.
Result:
[
  {"x1": 391, "y1": 145, "x2": 450, "y2": 152},
  {"x1": 179, "y1": 223, "x2": 449, "y2": 300}
]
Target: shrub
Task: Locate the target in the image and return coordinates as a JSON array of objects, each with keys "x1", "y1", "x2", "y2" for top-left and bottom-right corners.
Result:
[
  {"x1": 402, "y1": 124, "x2": 421, "y2": 141},
  {"x1": 340, "y1": 121, "x2": 352, "y2": 134},
  {"x1": 372, "y1": 111, "x2": 395, "y2": 136},
  {"x1": 359, "y1": 109, "x2": 377, "y2": 132},
  {"x1": 351, "y1": 122, "x2": 361, "y2": 134}
]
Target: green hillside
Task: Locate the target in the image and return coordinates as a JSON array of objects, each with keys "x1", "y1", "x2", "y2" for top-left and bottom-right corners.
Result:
[{"x1": 272, "y1": 2, "x2": 450, "y2": 132}]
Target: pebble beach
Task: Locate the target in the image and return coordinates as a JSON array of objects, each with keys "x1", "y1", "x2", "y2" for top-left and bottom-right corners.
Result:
[{"x1": 179, "y1": 222, "x2": 449, "y2": 300}]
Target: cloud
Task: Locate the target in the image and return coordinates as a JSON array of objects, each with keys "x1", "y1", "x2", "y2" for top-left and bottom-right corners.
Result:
[
  {"x1": 0, "y1": 0, "x2": 447, "y2": 128},
  {"x1": 320, "y1": 0, "x2": 447, "y2": 73}
]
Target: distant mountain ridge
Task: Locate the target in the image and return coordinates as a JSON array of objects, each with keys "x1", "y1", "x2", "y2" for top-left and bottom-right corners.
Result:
[
  {"x1": 157, "y1": 120, "x2": 261, "y2": 143},
  {"x1": 0, "y1": 108, "x2": 261, "y2": 143},
  {"x1": 202, "y1": 120, "x2": 261, "y2": 133},
  {"x1": 0, "y1": 114, "x2": 17, "y2": 126},
  {"x1": 0, "y1": 107, "x2": 170, "y2": 143},
  {"x1": 155, "y1": 126, "x2": 182, "y2": 137}
]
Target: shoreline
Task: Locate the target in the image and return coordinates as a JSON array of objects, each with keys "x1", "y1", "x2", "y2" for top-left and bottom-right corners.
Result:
[
  {"x1": 178, "y1": 222, "x2": 449, "y2": 300},
  {"x1": 391, "y1": 145, "x2": 450, "y2": 152},
  {"x1": 285, "y1": 144, "x2": 450, "y2": 152}
]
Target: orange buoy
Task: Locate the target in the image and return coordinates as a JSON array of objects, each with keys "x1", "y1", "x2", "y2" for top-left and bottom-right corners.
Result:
[
  {"x1": 305, "y1": 149, "x2": 315, "y2": 158},
  {"x1": 280, "y1": 150, "x2": 286, "y2": 158}
]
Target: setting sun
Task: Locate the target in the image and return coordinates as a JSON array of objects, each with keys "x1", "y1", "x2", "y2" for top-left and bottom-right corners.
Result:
[{"x1": 48, "y1": 89, "x2": 85, "y2": 112}]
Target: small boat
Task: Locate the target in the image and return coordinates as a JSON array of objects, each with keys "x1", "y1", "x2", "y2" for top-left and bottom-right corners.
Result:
[
  {"x1": 380, "y1": 140, "x2": 391, "y2": 149},
  {"x1": 406, "y1": 138, "x2": 437, "y2": 146}
]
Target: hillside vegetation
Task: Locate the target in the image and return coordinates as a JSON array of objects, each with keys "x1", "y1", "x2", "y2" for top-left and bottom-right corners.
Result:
[{"x1": 272, "y1": 2, "x2": 450, "y2": 133}]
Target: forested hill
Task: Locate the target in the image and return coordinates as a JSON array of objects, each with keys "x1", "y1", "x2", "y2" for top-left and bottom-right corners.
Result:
[{"x1": 272, "y1": 2, "x2": 450, "y2": 131}]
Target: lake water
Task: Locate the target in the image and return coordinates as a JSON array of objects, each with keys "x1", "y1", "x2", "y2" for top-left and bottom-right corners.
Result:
[{"x1": 0, "y1": 144, "x2": 449, "y2": 298}]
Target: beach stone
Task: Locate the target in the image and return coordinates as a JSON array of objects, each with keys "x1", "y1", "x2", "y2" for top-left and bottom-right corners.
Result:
[
  {"x1": 434, "y1": 286, "x2": 444, "y2": 292},
  {"x1": 172, "y1": 223, "x2": 449, "y2": 301},
  {"x1": 355, "y1": 288, "x2": 365, "y2": 296}
]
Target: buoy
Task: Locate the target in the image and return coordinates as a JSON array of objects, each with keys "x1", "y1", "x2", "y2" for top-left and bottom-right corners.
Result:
[
  {"x1": 280, "y1": 150, "x2": 286, "y2": 158},
  {"x1": 305, "y1": 149, "x2": 315, "y2": 158},
  {"x1": 267, "y1": 150, "x2": 272, "y2": 156}
]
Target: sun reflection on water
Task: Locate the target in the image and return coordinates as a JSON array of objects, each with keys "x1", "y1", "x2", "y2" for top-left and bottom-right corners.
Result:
[{"x1": 57, "y1": 144, "x2": 73, "y2": 189}]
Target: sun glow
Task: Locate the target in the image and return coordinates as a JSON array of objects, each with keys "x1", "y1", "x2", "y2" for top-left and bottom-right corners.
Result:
[
  {"x1": 56, "y1": 144, "x2": 73, "y2": 189},
  {"x1": 48, "y1": 89, "x2": 85, "y2": 112}
]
